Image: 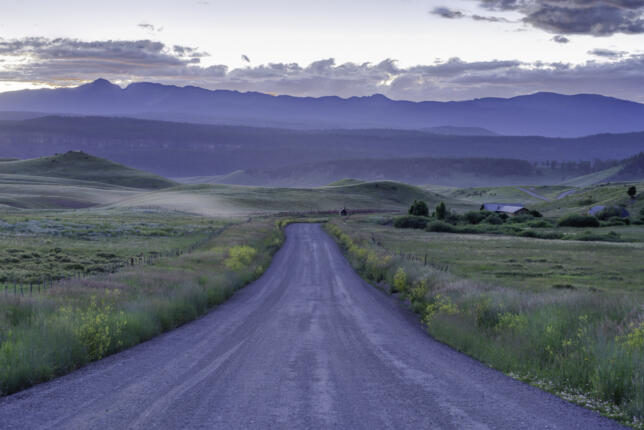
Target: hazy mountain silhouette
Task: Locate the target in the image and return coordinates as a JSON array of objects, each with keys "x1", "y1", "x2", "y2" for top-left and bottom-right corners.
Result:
[
  {"x1": 1, "y1": 79, "x2": 643, "y2": 137},
  {"x1": 0, "y1": 116, "x2": 643, "y2": 178}
]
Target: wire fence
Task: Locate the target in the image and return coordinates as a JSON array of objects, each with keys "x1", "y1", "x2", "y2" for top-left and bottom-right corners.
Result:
[{"x1": 1, "y1": 226, "x2": 228, "y2": 297}]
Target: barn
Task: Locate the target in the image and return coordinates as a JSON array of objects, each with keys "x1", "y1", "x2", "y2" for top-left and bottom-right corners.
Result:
[{"x1": 481, "y1": 203, "x2": 530, "y2": 216}]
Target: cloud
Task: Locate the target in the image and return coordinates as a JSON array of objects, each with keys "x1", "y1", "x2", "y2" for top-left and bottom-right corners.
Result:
[
  {"x1": 138, "y1": 22, "x2": 163, "y2": 33},
  {"x1": 475, "y1": 0, "x2": 644, "y2": 35},
  {"x1": 0, "y1": 37, "x2": 208, "y2": 84},
  {"x1": 432, "y1": 6, "x2": 510, "y2": 22},
  {"x1": 588, "y1": 48, "x2": 628, "y2": 58},
  {"x1": 551, "y1": 35, "x2": 570, "y2": 43},
  {"x1": 430, "y1": 7, "x2": 465, "y2": 19},
  {"x1": 1, "y1": 37, "x2": 644, "y2": 102}
]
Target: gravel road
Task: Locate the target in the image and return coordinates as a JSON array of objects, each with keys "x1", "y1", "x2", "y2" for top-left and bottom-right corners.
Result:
[{"x1": 0, "y1": 224, "x2": 625, "y2": 429}]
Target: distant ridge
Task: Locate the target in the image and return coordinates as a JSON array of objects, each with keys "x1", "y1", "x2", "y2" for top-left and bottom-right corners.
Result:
[
  {"x1": 422, "y1": 126, "x2": 498, "y2": 136},
  {"x1": 1, "y1": 80, "x2": 644, "y2": 137},
  {"x1": 0, "y1": 116, "x2": 643, "y2": 178},
  {"x1": 0, "y1": 151, "x2": 176, "y2": 189}
]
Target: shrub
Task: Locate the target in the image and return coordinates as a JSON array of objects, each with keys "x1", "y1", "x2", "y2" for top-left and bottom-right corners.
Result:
[
  {"x1": 445, "y1": 212, "x2": 462, "y2": 225},
  {"x1": 426, "y1": 221, "x2": 455, "y2": 233},
  {"x1": 392, "y1": 267, "x2": 407, "y2": 293},
  {"x1": 394, "y1": 215, "x2": 429, "y2": 230},
  {"x1": 627, "y1": 186, "x2": 636, "y2": 199},
  {"x1": 528, "y1": 220, "x2": 553, "y2": 228},
  {"x1": 408, "y1": 200, "x2": 429, "y2": 217},
  {"x1": 464, "y1": 211, "x2": 486, "y2": 225},
  {"x1": 558, "y1": 214, "x2": 600, "y2": 228},
  {"x1": 602, "y1": 217, "x2": 630, "y2": 227},
  {"x1": 224, "y1": 245, "x2": 258, "y2": 271},
  {"x1": 435, "y1": 202, "x2": 447, "y2": 220},
  {"x1": 507, "y1": 215, "x2": 534, "y2": 224},
  {"x1": 530, "y1": 209, "x2": 543, "y2": 218},
  {"x1": 484, "y1": 213, "x2": 504, "y2": 225},
  {"x1": 596, "y1": 206, "x2": 626, "y2": 221}
]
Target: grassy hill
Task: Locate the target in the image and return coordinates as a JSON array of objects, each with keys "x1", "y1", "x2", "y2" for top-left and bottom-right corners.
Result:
[
  {"x1": 109, "y1": 181, "x2": 463, "y2": 216},
  {"x1": 0, "y1": 152, "x2": 176, "y2": 190},
  {"x1": 534, "y1": 181, "x2": 644, "y2": 217}
]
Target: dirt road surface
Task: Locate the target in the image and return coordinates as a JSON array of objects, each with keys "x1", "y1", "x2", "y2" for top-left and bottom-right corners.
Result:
[{"x1": 0, "y1": 224, "x2": 624, "y2": 429}]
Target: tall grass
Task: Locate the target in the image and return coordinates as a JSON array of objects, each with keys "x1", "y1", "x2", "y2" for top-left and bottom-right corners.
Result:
[
  {"x1": 0, "y1": 219, "x2": 284, "y2": 396},
  {"x1": 325, "y1": 221, "x2": 644, "y2": 426}
]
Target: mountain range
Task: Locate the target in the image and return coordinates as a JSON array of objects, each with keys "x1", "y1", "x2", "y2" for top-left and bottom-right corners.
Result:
[
  {"x1": 1, "y1": 116, "x2": 643, "y2": 179},
  {"x1": 1, "y1": 79, "x2": 644, "y2": 137}
]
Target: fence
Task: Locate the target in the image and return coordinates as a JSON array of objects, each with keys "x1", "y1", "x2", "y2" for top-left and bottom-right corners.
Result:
[
  {"x1": 369, "y1": 233, "x2": 450, "y2": 272},
  {"x1": 1, "y1": 226, "x2": 228, "y2": 297}
]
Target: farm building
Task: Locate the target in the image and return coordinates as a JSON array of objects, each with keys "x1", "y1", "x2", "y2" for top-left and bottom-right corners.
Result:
[
  {"x1": 481, "y1": 203, "x2": 530, "y2": 216},
  {"x1": 588, "y1": 205, "x2": 629, "y2": 218}
]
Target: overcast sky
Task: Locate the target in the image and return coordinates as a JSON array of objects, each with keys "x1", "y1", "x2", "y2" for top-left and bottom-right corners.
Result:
[{"x1": 0, "y1": 0, "x2": 643, "y2": 101}]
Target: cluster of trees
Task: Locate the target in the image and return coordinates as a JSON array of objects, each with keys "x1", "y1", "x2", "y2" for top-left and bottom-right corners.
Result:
[{"x1": 400, "y1": 200, "x2": 542, "y2": 231}]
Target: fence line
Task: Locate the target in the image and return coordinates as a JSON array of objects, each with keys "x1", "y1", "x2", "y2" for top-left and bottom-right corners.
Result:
[{"x1": 1, "y1": 226, "x2": 229, "y2": 297}]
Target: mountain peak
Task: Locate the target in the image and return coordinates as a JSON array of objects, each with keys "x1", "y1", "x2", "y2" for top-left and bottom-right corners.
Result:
[{"x1": 82, "y1": 78, "x2": 121, "y2": 91}]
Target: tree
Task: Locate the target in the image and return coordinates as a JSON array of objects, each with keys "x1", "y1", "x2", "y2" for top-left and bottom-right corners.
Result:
[
  {"x1": 435, "y1": 202, "x2": 447, "y2": 220},
  {"x1": 408, "y1": 200, "x2": 429, "y2": 217},
  {"x1": 628, "y1": 186, "x2": 637, "y2": 199}
]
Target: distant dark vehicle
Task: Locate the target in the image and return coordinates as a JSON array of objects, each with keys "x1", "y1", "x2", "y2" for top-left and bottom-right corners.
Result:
[{"x1": 339, "y1": 207, "x2": 348, "y2": 216}]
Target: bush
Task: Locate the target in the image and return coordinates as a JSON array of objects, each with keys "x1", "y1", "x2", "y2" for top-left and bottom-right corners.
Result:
[
  {"x1": 528, "y1": 220, "x2": 553, "y2": 228},
  {"x1": 484, "y1": 213, "x2": 504, "y2": 225},
  {"x1": 445, "y1": 212, "x2": 462, "y2": 225},
  {"x1": 394, "y1": 215, "x2": 429, "y2": 229},
  {"x1": 530, "y1": 209, "x2": 543, "y2": 218},
  {"x1": 408, "y1": 200, "x2": 429, "y2": 217},
  {"x1": 464, "y1": 211, "x2": 486, "y2": 225},
  {"x1": 519, "y1": 230, "x2": 564, "y2": 240},
  {"x1": 507, "y1": 215, "x2": 534, "y2": 224},
  {"x1": 426, "y1": 221, "x2": 455, "y2": 233},
  {"x1": 558, "y1": 214, "x2": 600, "y2": 228},
  {"x1": 596, "y1": 206, "x2": 626, "y2": 221},
  {"x1": 602, "y1": 217, "x2": 630, "y2": 227},
  {"x1": 435, "y1": 202, "x2": 447, "y2": 220}
]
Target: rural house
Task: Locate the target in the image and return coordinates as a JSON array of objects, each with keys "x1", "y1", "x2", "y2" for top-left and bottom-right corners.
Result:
[{"x1": 480, "y1": 203, "x2": 530, "y2": 216}]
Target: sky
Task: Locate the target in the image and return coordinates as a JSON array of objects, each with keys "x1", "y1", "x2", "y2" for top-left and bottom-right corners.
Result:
[{"x1": 0, "y1": 0, "x2": 643, "y2": 101}]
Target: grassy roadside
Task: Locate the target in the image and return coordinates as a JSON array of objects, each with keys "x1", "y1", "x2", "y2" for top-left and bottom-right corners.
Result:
[
  {"x1": 324, "y1": 218, "x2": 644, "y2": 428},
  {"x1": 0, "y1": 218, "x2": 285, "y2": 396}
]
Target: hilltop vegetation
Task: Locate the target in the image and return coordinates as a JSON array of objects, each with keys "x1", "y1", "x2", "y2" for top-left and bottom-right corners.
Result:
[{"x1": 0, "y1": 152, "x2": 175, "y2": 190}]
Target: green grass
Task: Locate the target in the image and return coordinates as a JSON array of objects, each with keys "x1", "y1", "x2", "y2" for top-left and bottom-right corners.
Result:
[
  {"x1": 109, "y1": 180, "x2": 460, "y2": 216},
  {"x1": 535, "y1": 182, "x2": 644, "y2": 218},
  {"x1": 562, "y1": 166, "x2": 624, "y2": 187},
  {"x1": 0, "y1": 152, "x2": 176, "y2": 190},
  {"x1": 0, "y1": 210, "x2": 223, "y2": 283},
  {"x1": 0, "y1": 217, "x2": 283, "y2": 396},
  {"x1": 325, "y1": 217, "x2": 644, "y2": 426},
  {"x1": 449, "y1": 186, "x2": 545, "y2": 205}
]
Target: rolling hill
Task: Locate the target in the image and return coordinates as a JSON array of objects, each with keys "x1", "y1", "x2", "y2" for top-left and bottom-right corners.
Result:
[
  {"x1": 108, "y1": 181, "x2": 459, "y2": 217},
  {"x1": 1, "y1": 79, "x2": 644, "y2": 137},
  {"x1": 0, "y1": 151, "x2": 176, "y2": 190}
]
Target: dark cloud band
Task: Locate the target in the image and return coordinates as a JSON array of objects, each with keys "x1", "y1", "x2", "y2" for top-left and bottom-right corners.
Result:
[{"x1": 476, "y1": 0, "x2": 644, "y2": 35}]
